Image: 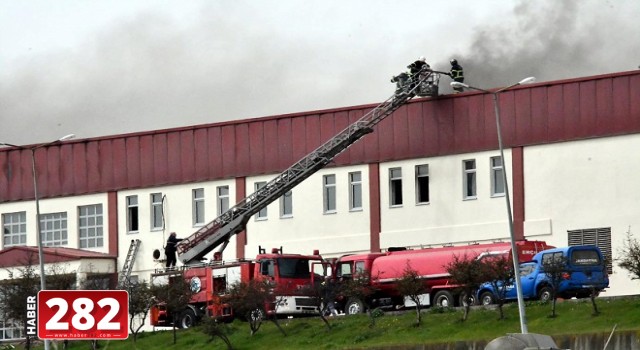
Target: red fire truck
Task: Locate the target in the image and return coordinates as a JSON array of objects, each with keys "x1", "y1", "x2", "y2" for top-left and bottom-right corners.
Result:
[
  {"x1": 149, "y1": 70, "x2": 442, "y2": 327},
  {"x1": 334, "y1": 240, "x2": 553, "y2": 314}
]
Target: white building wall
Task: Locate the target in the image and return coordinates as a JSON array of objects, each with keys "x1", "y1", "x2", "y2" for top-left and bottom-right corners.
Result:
[
  {"x1": 118, "y1": 179, "x2": 237, "y2": 283},
  {"x1": 524, "y1": 133, "x2": 640, "y2": 296},
  {"x1": 379, "y1": 150, "x2": 515, "y2": 249},
  {"x1": 0, "y1": 193, "x2": 109, "y2": 254},
  {"x1": 245, "y1": 164, "x2": 371, "y2": 258}
]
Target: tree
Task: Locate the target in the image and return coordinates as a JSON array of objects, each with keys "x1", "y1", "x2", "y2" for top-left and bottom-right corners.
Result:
[
  {"x1": 477, "y1": 255, "x2": 514, "y2": 320},
  {"x1": 618, "y1": 228, "x2": 640, "y2": 281},
  {"x1": 151, "y1": 274, "x2": 193, "y2": 344},
  {"x1": 445, "y1": 254, "x2": 484, "y2": 322},
  {"x1": 298, "y1": 277, "x2": 338, "y2": 331},
  {"x1": 127, "y1": 281, "x2": 154, "y2": 342},
  {"x1": 541, "y1": 253, "x2": 568, "y2": 318},
  {"x1": 224, "y1": 279, "x2": 285, "y2": 336},
  {"x1": 0, "y1": 255, "x2": 39, "y2": 350},
  {"x1": 395, "y1": 262, "x2": 426, "y2": 326},
  {"x1": 340, "y1": 271, "x2": 379, "y2": 327},
  {"x1": 200, "y1": 315, "x2": 233, "y2": 350}
]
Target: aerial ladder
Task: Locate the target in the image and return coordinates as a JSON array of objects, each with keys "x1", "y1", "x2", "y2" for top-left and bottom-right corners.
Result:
[{"x1": 177, "y1": 68, "x2": 441, "y2": 265}]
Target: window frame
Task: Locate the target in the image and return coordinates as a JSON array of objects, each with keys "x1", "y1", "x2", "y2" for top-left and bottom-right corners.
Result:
[
  {"x1": 192, "y1": 188, "x2": 205, "y2": 226},
  {"x1": 2, "y1": 211, "x2": 27, "y2": 248},
  {"x1": 490, "y1": 156, "x2": 505, "y2": 197},
  {"x1": 389, "y1": 167, "x2": 403, "y2": 207},
  {"x1": 78, "y1": 204, "x2": 104, "y2": 249},
  {"x1": 280, "y1": 190, "x2": 293, "y2": 218},
  {"x1": 126, "y1": 195, "x2": 139, "y2": 233},
  {"x1": 323, "y1": 174, "x2": 337, "y2": 214},
  {"x1": 463, "y1": 159, "x2": 477, "y2": 200},
  {"x1": 349, "y1": 171, "x2": 363, "y2": 211},
  {"x1": 217, "y1": 186, "x2": 230, "y2": 216},
  {"x1": 40, "y1": 211, "x2": 68, "y2": 246},
  {"x1": 254, "y1": 181, "x2": 268, "y2": 220},
  {"x1": 415, "y1": 164, "x2": 430, "y2": 205},
  {"x1": 150, "y1": 193, "x2": 164, "y2": 231}
]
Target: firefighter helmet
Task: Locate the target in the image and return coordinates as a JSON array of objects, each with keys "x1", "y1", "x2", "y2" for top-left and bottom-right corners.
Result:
[
  {"x1": 419, "y1": 56, "x2": 426, "y2": 62},
  {"x1": 450, "y1": 59, "x2": 458, "y2": 66}
]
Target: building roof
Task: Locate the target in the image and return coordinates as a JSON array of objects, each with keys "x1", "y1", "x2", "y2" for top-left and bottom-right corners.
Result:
[
  {"x1": 0, "y1": 246, "x2": 116, "y2": 268},
  {"x1": 1, "y1": 70, "x2": 639, "y2": 203}
]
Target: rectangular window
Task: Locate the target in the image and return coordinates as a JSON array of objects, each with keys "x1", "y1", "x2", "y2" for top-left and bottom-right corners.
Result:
[
  {"x1": 126, "y1": 195, "x2": 139, "y2": 233},
  {"x1": 254, "y1": 182, "x2": 268, "y2": 220},
  {"x1": 415, "y1": 164, "x2": 430, "y2": 204},
  {"x1": 568, "y1": 227, "x2": 613, "y2": 274},
  {"x1": 463, "y1": 160, "x2": 477, "y2": 199},
  {"x1": 217, "y1": 186, "x2": 230, "y2": 215},
  {"x1": 389, "y1": 167, "x2": 403, "y2": 206},
  {"x1": 150, "y1": 193, "x2": 163, "y2": 230},
  {"x1": 491, "y1": 156, "x2": 505, "y2": 196},
  {"x1": 280, "y1": 190, "x2": 293, "y2": 217},
  {"x1": 0, "y1": 320, "x2": 23, "y2": 340},
  {"x1": 192, "y1": 188, "x2": 205, "y2": 226},
  {"x1": 349, "y1": 172, "x2": 363, "y2": 211},
  {"x1": 40, "y1": 212, "x2": 68, "y2": 246},
  {"x1": 2, "y1": 211, "x2": 27, "y2": 247},
  {"x1": 78, "y1": 204, "x2": 104, "y2": 248},
  {"x1": 323, "y1": 174, "x2": 337, "y2": 213}
]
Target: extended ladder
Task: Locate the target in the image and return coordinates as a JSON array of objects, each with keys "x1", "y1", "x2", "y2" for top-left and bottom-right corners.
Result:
[
  {"x1": 117, "y1": 239, "x2": 141, "y2": 289},
  {"x1": 177, "y1": 69, "x2": 437, "y2": 264}
]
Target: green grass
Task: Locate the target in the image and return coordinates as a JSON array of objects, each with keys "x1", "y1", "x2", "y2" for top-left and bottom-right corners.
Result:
[{"x1": 25, "y1": 296, "x2": 640, "y2": 350}]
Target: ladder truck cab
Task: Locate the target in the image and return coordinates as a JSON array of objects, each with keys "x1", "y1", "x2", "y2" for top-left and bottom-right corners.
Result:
[
  {"x1": 334, "y1": 240, "x2": 553, "y2": 314},
  {"x1": 149, "y1": 69, "x2": 440, "y2": 327},
  {"x1": 150, "y1": 248, "x2": 328, "y2": 328}
]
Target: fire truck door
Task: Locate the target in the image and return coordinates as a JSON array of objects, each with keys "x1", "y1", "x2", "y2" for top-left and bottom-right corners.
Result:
[
  {"x1": 311, "y1": 262, "x2": 332, "y2": 284},
  {"x1": 259, "y1": 259, "x2": 275, "y2": 280}
]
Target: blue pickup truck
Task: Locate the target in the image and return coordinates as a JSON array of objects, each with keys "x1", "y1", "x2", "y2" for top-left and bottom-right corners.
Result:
[{"x1": 476, "y1": 245, "x2": 609, "y2": 305}]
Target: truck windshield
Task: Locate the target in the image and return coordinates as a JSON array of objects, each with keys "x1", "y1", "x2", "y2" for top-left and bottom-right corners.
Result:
[
  {"x1": 277, "y1": 258, "x2": 311, "y2": 278},
  {"x1": 571, "y1": 250, "x2": 601, "y2": 266}
]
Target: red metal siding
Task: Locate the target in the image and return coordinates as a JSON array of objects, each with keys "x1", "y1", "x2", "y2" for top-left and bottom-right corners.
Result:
[
  {"x1": 368, "y1": 163, "x2": 380, "y2": 253},
  {"x1": 2, "y1": 70, "x2": 640, "y2": 203}
]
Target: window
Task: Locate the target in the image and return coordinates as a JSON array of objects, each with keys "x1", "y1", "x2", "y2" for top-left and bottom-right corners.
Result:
[
  {"x1": 78, "y1": 204, "x2": 104, "y2": 248},
  {"x1": 254, "y1": 182, "x2": 267, "y2": 220},
  {"x1": 490, "y1": 156, "x2": 505, "y2": 196},
  {"x1": 192, "y1": 188, "x2": 205, "y2": 226},
  {"x1": 415, "y1": 164, "x2": 430, "y2": 204},
  {"x1": 323, "y1": 174, "x2": 337, "y2": 213},
  {"x1": 349, "y1": 172, "x2": 363, "y2": 211},
  {"x1": 568, "y1": 227, "x2": 613, "y2": 274},
  {"x1": 40, "y1": 212, "x2": 68, "y2": 246},
  {"x1": 280, "y1": 190, "x2": 293, "y2": 217},
  {"x1": 150, "y1": 193, "x2": 163, "y2": 230},
  {"x1": 389, "y1": 167, "x2": 403, "y2": 206},
  {"x1": 126, "y1": 195, "x2": 138, "y2": 233},
  {"x1": 217, "y1": 186, "x2": 229, "y2": 215},
  {"x1": 463, "y1": 159, "x2": 477, "y2": 199},
  {"x1": 2, "y1": 211, "x2": 26, "y2": 247},
  {"x1": 0, "y1": 320, "x2": 23, "y2": 341}
]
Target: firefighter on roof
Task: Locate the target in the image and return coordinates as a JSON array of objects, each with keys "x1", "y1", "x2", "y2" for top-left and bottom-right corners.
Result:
[{"x1": 449, "y1": 58, "x2": 464, "y2": 93}]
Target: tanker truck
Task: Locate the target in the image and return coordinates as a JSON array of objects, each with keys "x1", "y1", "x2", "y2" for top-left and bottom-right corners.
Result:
[{"x1": 334, "y1": 240, "x2": 553, "y2": 314}]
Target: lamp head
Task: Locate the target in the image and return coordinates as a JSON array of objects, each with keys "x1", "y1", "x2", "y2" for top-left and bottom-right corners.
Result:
[
  {"x1": 518, "y1": 77, "x2": 536, "y2": 85},
  {"x1": 59, "y1": 134, "x2": 75, "y2": 142},
  {"x1": 450, "y1": 82, "x2": 468, "y2": 89}
]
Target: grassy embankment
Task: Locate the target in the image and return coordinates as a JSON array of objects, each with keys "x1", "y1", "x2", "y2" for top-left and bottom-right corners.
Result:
[{"x1": 26, "y1": 296, "x2": 640, "y2": 350}]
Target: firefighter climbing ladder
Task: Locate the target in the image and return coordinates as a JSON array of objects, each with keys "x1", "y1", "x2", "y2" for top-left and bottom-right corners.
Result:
[
  {"x1": 177, "y1": 69, "x2": 437, "y2": 265},
  {"x1": 117, "y1": 239, "x2": 141, "y2": 289}
]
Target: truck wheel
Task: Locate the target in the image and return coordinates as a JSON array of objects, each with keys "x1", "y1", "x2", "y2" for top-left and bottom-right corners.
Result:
[
  {"x1": 249, "y1": 308, "x2": 265, "y2": 323},
  {"x1": 178, "y1": 309, "x2": 196, "y2": 329},
  {"x1": 479, "y1": 291, "x2": 495, "y2": 305},
  {"x1": 538, "y1": 286, "x2": 553, "y2": 303},
  {"x1": 345, "y1": 298, "x2": 365, "y2": 315},
  {"x1": 433, "y1": 291, "x2": 454, "y2": 308},
  {"x1": 459, "y1": 291, "x2": 476, "y2": 306}
]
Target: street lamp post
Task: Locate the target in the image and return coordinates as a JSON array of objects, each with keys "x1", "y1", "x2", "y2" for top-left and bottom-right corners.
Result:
[
  {"x1": 451, "y1": 78, "x2": 535, "y2": 334},
  {"x1": 1, "y1": 134, "x2": 75, "y2": 350}
]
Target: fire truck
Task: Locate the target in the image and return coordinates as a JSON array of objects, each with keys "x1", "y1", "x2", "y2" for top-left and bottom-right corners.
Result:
[
  {"x1": 334, "y1": 240, "x2": 553, "y2": 314},
  {"x1": 149, "y1": 68, "x2": 442, "y2": 328}
]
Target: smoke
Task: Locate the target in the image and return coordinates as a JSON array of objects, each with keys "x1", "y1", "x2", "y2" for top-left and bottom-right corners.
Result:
[
  {"x1": 435, "y1": 0, "x2": 640, "y2": 91},
  {"x1": 0, "y1": 0, "x2": 638, "y2": 146}
]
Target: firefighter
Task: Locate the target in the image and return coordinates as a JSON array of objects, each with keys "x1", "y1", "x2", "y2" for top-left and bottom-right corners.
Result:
[
  {"x1": 408, "y1": 56, "x2": 430, "y2": 75},
  {"x1": 449, "y1": 58, "x2": 465, "y2": 93},
  {"x1": 164, "y1": 232, "x2": 183, "y2": 268}
]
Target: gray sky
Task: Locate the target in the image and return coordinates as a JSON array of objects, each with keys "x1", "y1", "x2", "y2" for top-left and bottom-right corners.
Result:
[{"x1": 1, "y1": 0, "x2": 639, "y2": 146}]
